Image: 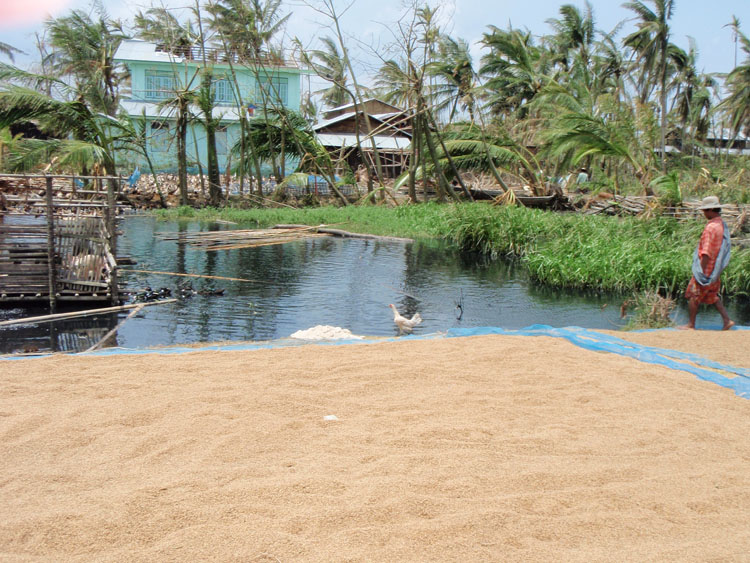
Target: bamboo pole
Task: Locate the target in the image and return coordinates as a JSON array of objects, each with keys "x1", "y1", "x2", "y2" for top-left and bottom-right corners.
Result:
[
  {"x1": 83, "y1": 304, "x2": 145, "y2": 352},
  {"x1": 45, "y1": 175, "x2": 57, "y2": 312},
  {"x1": 107, "y1": 177, "x2": 119, "y2": 305},
  {"x1": 126, "y1": 270, "x2": 262, "y2": 283},
  {"x1": 0, "y1": 299, "x2": 176, "y2": 327}
]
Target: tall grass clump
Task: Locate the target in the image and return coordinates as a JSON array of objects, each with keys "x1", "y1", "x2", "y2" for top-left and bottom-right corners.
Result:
[
  {"x1": 723, "y1": 249, "x2": 750, "y2": 297},
  {"x1": 525, "y1": 215, "x2": 700, "y2": 293},
  {"x1": 435, "y1": 204, "x2": 707, "y2": 294},
  {"x1": 622, "y1": 291, "x2": 676, "y2": 330},
  {"x1": 434, "y1": 204, "x2": 555, "y2": 258}
]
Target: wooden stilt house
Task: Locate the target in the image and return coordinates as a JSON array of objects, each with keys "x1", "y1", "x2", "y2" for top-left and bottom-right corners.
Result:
[
  {"x1": 312, "y1": 99, "x2": 412, "y2": 179},
  {"x1": 0, "y1": 174, "x2": 122, "y2": 309}
]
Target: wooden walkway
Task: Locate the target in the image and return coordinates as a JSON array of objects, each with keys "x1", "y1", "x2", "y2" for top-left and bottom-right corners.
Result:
[{"x1": 0, "y1": 174, "x2": 123, "y2": 308}]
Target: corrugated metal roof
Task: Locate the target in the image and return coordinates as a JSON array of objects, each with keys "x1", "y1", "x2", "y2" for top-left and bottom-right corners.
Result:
[
  {"x1": 312, "y1": 112, "x2": 358, "y2": 130},
  {"x1": 315, "y1": 133, "x2": 410, "y2": 150},
  {"x1": 325, "y1": 98, "x2": 402, "y2": 114},
  {"x1": 312, "y1": 111, "x2": 408, "y2": 132}
]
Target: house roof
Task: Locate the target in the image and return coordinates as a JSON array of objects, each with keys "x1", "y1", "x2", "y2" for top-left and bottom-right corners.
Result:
[
  {"x1": 315, "y1": 133, "x2": 410, "y2": 150},
  {"x1": 706, "y1": 127, "x2": 749, "y2": 142},
  {"x1": 324, "y1": 98, "x2": 403, "y2": 115},
  {"x1": 114, "y1": 39, "x2": 311, "y2": 72},
  {"x1": 312, "y1": 111, "x2": 411, "y2": 138},
  {"x1": 312, "y1": 111, "x2": 364, "y2": 131},
  {"x1": 115, "y1": 40, "x2": 186, "y2": 64}
]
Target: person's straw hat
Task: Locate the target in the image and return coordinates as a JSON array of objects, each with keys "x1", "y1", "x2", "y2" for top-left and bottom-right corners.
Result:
[{"x1": 696, "y1": 195, "x2": 728, "y2": 210}]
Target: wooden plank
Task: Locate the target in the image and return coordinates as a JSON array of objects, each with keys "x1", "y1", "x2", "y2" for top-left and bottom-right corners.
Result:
[{"x1": 0, "y1": 299, "x2": 177, "y2": 327}]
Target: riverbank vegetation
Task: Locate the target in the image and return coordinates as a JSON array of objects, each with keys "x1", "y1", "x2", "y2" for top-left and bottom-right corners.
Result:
[{"x1": 157, "y1": 203, "x2": 750, "y2": 298}]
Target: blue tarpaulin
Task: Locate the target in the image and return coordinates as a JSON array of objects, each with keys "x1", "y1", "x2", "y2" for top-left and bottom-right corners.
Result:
[
  {"x1": 446, "y1": 325, "x2": 750, "y2": 399},
  {"x1": 4, "y1": 325, "x2": 748, "y2": 399}
]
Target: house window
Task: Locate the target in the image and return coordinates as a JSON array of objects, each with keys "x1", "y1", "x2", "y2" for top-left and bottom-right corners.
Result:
[
  {"x1": 214, "y1": 78, "x2": 234, "y2": 104},
  {"x1": 254, "y1": 76, "x2": 288, "y2": 106},
  {"x1": 216, "y1": 126, "x2": 228, "y2": 155},
  {"x1": 150, "y1": 121, "x2": 170, "y2": 152},
  {"x1": 144, "y1": 71, "x2": 175, "y2": 100}
]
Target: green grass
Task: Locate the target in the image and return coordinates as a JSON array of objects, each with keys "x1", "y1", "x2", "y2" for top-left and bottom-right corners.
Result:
[
  {"x1": 155, "y1": 203, "x2": 446, "y2": 239},
  {"x1": 153, "y1": 203, "x2": 750, "y2": 297}
]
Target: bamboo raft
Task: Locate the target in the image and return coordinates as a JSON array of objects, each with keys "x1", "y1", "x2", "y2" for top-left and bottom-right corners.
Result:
[
  {"x1": 153, "y1": 224, "x2": 414, "y2": 251},
  {"x1": 154, "y1": 226, "x2": 330, "y2": 251}
]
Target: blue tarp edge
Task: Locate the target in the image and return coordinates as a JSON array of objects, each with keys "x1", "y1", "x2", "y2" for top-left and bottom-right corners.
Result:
[{"x1": 446, "y1": 325, "x2": 750, "y2": 399}]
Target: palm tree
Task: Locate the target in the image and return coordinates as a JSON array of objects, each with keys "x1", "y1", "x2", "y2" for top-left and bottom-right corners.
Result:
[
  {"x1": 208, "y1": 0, "x2": 293, "y2": 196},
  {"x1": 719, "y1": 18, "x2": 750, "y2": 136},
  {"x1": 622, "y1": 0, "x2": 675, "y2": 171},
  {"x1": 669, "y1": 38, "x2": 715, "y2": 147},
  {"x1": 133, "y1": 8, "x2": 199, "y2": 57},
  {"x1": 134, "y1": 8, "x2": 201, "y2": 205},
  {"x1": 595, "y1": 26, "x2": 630, "y2": 106},
  {"x1": 195, "y1": 70, "x2": 223, "y2": 206},
  {"x1": 392, "y1": 121, "x2": 534, "y2": 191},
  {"x1": 45, "y1": 8, "x2": 128, "y2": 116},
  {"x1": 480, "y1": 26, "x2": 551, "y2": 119},
  {"x1": 541, "y1": 108, "x2": 646, "y2": 193},
  {"x1": 157, "y1": 85, "x2": 199, "y2": 206},
  {"x1": 304, "y1": 36, "x2": 349, "y2": 109},
  {"x1": 0, "y1": 80, "x2": 128, "y2": 175},
  {"x1": 428, "y1": 35, "x2": 477, "y2": 121},
  {"x1": 206, "y1": 0, "x2": 290, "y2": 60},
  {"x1": 546, "y1": 2, "x2": 596, "y2": 72},
  {"x1": 375, "y1": 58, "x2": 413, "y2": 108}
]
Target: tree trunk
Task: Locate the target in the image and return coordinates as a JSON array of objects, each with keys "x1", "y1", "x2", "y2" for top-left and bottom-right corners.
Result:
[
  {"x1": 177, "y1": 105, "x2": 189, "y2": 206},
  {"x1": 408, "y1": 112, "x2": 418, "y2": 203},
  {"x1": 206, "y1": 123, "x2": 222, "y2": 206}
]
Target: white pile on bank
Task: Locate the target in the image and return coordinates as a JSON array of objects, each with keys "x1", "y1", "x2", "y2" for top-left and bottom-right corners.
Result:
[{"x1": 290, "y1": 325, "x2": 364, "y2": 341}]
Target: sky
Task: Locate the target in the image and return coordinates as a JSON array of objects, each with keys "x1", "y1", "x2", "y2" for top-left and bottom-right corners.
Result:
[{"x1": 0, "y1": 0, "x2": 747, "y2": 80}]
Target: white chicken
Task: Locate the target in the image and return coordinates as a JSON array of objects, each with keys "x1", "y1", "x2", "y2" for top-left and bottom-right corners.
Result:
[{"x1": 389, "y1": 304, "x2": 422, "y2": 334}]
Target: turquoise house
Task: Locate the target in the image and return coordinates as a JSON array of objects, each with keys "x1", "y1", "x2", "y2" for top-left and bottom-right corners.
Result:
[{"x1": 114, "y1": 39, "x2": 307, "y2": 174}]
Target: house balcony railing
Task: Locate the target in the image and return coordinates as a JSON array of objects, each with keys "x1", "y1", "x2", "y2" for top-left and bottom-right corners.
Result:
[
  {"x1": 153, "y1": 43, "x2": 308, "y2": 70},
  {"x1": 128, "y1": 89, "x2": 240, "y2": 106}
]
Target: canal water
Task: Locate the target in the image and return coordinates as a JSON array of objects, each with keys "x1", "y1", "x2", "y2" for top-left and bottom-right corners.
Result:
[{"x1": 1, "y1": 215, "x2": 748, "y2": 354}]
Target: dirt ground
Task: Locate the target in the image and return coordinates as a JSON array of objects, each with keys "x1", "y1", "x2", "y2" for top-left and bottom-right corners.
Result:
[{"x1": 1, "y1": 330, "x2": 749, "y2": 561}]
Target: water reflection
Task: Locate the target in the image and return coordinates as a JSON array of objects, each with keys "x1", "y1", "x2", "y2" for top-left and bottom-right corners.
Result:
[
  {"x1": 0, "y1": 305, "x2": 119, "y2": 353},
  {"x1": 0, "y1": 214, "x2": 747, "y2": 354}
]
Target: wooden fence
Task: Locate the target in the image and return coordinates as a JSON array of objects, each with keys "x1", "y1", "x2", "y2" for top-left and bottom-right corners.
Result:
[{"x1": 0, "y1": 174, "x2": 123, "y2": 309}]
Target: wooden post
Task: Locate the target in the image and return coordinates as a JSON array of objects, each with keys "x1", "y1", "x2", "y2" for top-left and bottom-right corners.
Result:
[
  {"x1": 44, "y1": 175, "x2": 57, "y2": 312},
  {"x1": 106, "y1": 177, "x2": 119, "y2": 305}
]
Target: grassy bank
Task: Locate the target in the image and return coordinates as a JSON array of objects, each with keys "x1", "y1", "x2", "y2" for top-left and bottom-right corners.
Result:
[
  {"x1": 154, "y1": 204, "x2": 750, "y2": 297},
  {"x1": 155, "y1": 205, "x2": 444, "y2": 239}
]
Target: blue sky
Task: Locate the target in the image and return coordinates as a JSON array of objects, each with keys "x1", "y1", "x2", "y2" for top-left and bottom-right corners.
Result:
[{"x1": 1, "y1": 0, "x2": 746, "y2": 77}]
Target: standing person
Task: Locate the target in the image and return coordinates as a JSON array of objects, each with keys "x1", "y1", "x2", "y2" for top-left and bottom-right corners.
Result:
[
  {"x1": 576, "y1": 167, "x2": 589, "y2": 185},
  {"x1": 680, "y1": 196, "x2": 735, "y2": 330}
]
